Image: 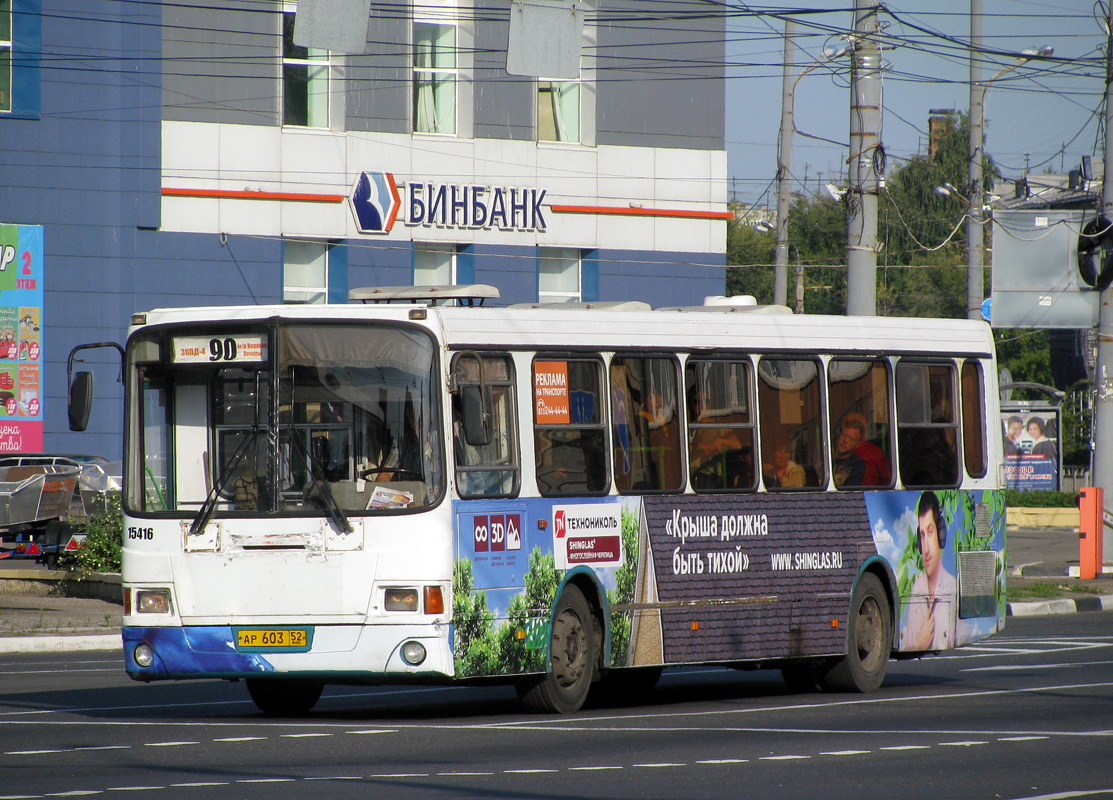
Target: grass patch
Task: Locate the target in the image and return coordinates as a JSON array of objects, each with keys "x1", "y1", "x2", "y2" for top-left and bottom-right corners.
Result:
[{"x1": 1007, "y1": 583, "x2": 1060, "y2": 600}]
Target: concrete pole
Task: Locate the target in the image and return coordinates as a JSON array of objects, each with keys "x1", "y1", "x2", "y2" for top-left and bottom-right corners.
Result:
[
  {"x1": 846, "y1": 0, "x2": 881, "y2": 316},
  {"x1": 1093, "y1": 5, "x2": 1113, "y2": 563},
  {"x1": 774, "y1": 19, "x2": 796, "y2": 308},
  {"x1": 967, "y1": 0, "x2": 984, "y2": 320}
]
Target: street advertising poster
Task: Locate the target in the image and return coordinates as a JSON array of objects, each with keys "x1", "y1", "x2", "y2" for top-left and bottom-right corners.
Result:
[
  {"x1": 1001, "y1": 409, "x2": 1059, "y2": 491},
  {"x1": 0, "y1": 224, "x2": 44, "y2": 451}
]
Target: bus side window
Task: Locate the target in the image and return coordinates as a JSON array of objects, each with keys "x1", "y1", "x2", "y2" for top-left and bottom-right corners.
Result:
[
  {"x1": 533, "y1": 358, "x2": 609, "y2": 496},
  {"x1": 896, "y1": 362, "x2": 959, "y2": 488},
  {"x1": 827, "y1": 359, "x2": 893, "y2": 489},
  {"x1": 685, "y1": 359, "x2": 755, "y2": 492},
  {"x1": 451, "y1": 354, "x2": 520, "y2": 498},
  {"x1": 758, "y1": 358, "x2": 825, "y2": 490},
  {"x1": 610, "y1": 356, "x2": 683, "y2": 493},
  {"x1": 961, "y1": 360, "x2": 988, "y2": 478}
]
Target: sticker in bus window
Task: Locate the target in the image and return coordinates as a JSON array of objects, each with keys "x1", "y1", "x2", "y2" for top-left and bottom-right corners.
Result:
[
  {"x1": 534, "y1": 360, "x2": 571, "y2": 424},
  {"x1": 172, "y1": 334, "x2": 267, "y2": 364}
]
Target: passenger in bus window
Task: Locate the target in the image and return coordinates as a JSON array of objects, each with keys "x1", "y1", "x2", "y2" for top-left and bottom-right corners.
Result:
[
  {"x1": 842, "y1": 411, "x2": 891, "y2": 486},
  {"x1": 763, "y1": 443, "x2": 805, "y2": 488},
  {"x1": 901, "y1": 491, "x2": 956, "y2": 651},
  {"x1": 831, "y1": 415, "x2": 867, "y2": 487}
]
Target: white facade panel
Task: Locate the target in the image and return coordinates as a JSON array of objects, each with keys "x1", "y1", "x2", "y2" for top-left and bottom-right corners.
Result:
[{"x1": 160, "y1": 121, "x2": 728, "y2": 254}]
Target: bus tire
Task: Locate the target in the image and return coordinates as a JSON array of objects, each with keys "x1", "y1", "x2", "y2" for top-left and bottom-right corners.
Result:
[
  {"x1": 820, "y1": 572, "x2": 891, "y2": 693},
  {"x1": 517, "y1": 584, "x2": 595, "y2": 714},
  {"x1": 246, "y1": 678, "x2": 323, "y2": 716}
]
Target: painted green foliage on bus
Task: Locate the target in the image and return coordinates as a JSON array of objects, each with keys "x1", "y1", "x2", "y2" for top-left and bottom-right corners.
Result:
[
  {"x1": 452, "y1": 504, "x2": 642, "y2": 679},
  {"x1": 452, "y1": 548, "x2": 559, "y2": 678},
  {"x1": 606, "y1": 506, "x2": 640, "y2": 667}
]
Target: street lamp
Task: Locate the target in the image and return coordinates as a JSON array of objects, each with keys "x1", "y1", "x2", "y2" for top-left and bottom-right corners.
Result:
[{"x1": 968, "y1": 43, "x2": 1054, "y2": 320}]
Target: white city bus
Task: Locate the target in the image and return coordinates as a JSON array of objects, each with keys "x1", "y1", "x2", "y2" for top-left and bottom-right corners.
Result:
[{"x1": 69, "y1": 286, "x2": 1007, "y2": 715}]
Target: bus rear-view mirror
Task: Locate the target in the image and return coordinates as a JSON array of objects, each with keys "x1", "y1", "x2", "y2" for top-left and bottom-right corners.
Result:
[
  {"x1": 461, "y1": 385, "x2": 492, "y2": 447},
  {"x1": 68, "y1": 371, "x2": 94, "y2": 431}
]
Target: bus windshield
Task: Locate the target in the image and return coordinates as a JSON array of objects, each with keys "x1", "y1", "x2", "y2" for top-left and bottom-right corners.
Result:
[{"x1": 129, "y1": 323, "x2": 444, "y2": 517}]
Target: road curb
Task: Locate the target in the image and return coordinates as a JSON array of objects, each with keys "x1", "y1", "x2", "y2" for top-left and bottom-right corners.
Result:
[
  {"x1": 0, "y1": 634, "x2": 120, "y2": 654},
  {"x1": 1006, "y1": 594, "x2": 1113, "y2": 617}
]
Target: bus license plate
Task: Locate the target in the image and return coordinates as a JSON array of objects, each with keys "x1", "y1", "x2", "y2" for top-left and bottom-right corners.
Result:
[{"x1": 236, "y1": 629, "x2": 308, "y2": 649}]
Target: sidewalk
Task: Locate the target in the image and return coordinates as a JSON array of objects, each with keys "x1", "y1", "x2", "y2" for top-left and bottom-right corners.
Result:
[{"x1": 1, "y1": 527, "x2": 1111, "y2": 655}]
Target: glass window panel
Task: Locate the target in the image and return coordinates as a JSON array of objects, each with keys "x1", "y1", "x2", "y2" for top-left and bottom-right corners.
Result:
[
  {"x1": 413, "y1": 22, "x2": 456, "y2": 134},
  {"x1": 611, "y1": 357, "x2": 682, "y2": 493},
  {"x1": 757, "y1": 358, "x2": 825, "y2": 489},
  {"x1": 414, "y1": 244, "x2": 455, "y2": 286},
  {"x1": 283, "y1": 12, "x2": 328, "y2": 128},
  {"x1": 685, "y1": 359, "x2": 755, "y2": 492},
  {"x1": 539, "y1": 81, "x2": 580, "y2": 143},
  {"x1": 961, "y1": 361, "x2": 988, "y2": 478},
  {"x1": 534, "y1": 358, "x2": 607, "y2": 495},
  {"x1": 284, "y1": 241, "x2": 327, "y2": 304},
  {"x1": 827, "y1": 359, "x2": 893, "y2": 489},
  {"x1": 896, "y1": 362, "x2": 959, "y2": 488},
  {"x1": 451, "y1": 354, "x2": 520, "y2": 498},
  {"x1": 538, "y1": 248, "x2": 580, "y2": 301}
]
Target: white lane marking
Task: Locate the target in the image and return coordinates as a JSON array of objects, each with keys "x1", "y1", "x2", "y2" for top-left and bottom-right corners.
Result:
[
  {"x1": 504, "y1": 769, "x2": 559, "y2": 774},
  {"x1": 213, "y1": 736, "x2": 266, "y2": 742},
  {"x1": 236, "y1": 778, "x2": 296, "y2": 784},
  {"x1": 168, "y1": 783, "x2": 227, "y2": 788},
  {"x1": 144, "y1": 741, "x2": 198, "y2": 748},
  {"x1": 999, "y1": 736, "x2": 1051, "y2": 742},
  {"x1": 1004, "y1": 791, "x2": 1113, "y2": 800},
  {"x1": 304, "y1": 777, "x2": 362, "y2": 781},
  {"x1": 881, "y1": 745, "x2": 931, "y2": 751},
  {"x1": 633, "y1": 763, "x2": 685, "y2": 768},
  {"x1": 368, "y1": 773, "x2": 429, "y2": 778},
  {"x1": 6, "y1": 749, "x2": 63, "y2": 755},
  {"x1": 697, "y1": 759, "x2": 748, "y2": 764},
  {"x1": 965, "y1": 661, "x2": 1113, "y2": 673},
  {"x1": 72, "y1": 746, "x2": 128, "y2": 752},
  {"x1": 939, "y1": 740, "x2": 988, "y2": 747},
  {"x1": 280, "y1": 733, "x2": 332, "y2": 738},
  {"x1": 760, "y1": 755, "x2": 810, "y2": 761},
  {"x1": 821, "y1": 750, "x2": 871, "y2": 756},
  {"x1": 46, "y1": 792, "x2": 102, "y2": 797},
  {"x1": 106, "y1": 787, "x2": 164, "y2": 792},
  {"x1": 347, "y1": 729, "x2": 395, "y2": 735},
  {"x1": 569, "y1": 766, "x2": 623, "y2": 771},
  {"x1": 436, "y1": 772, "x2": 494, "y2": 776}
]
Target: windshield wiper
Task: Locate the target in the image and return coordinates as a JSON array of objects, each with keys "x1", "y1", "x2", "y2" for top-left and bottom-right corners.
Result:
[
  {"x1": 288, "y1": 432, "x2": 353, "y2": 534},
  {"x1": 189, "y1": 430, "x2": 256, "y2": 537}
]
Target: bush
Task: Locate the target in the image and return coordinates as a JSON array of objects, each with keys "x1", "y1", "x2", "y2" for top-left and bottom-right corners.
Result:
[
  {"x1": 63, "y1": 490, "x2": 123, "y2": 577},
  {"x1": 1003, "y1": 490, "x2": 1079, "y2": 508}
]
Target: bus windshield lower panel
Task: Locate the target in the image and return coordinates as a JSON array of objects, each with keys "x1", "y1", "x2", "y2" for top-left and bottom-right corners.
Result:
[{"x1": 129, "y1": 323, "x2": 444, "y2": 517}]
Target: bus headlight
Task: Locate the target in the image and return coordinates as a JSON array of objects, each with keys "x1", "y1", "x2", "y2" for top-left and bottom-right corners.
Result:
[
  {"x1": 401, "y1": 641, "x2": 427, "y2": 666},
  {"x1": 133, "y1": 643, "x2": 155, "y2": 668},
  {"x1": 135, "y1": 589, "x2": 172, "y2": 614},
  {"x1": 384, "y1": 588, "x2": 419, "y2": 611}
]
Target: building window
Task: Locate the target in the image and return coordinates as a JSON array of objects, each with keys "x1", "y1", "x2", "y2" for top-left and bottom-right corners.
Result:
[
  {"x1": 284, "y1": 240, "x2": 329, "y2": 304},
  {"x1": 283, "y1": 10, "x2": 329, "y2": 128},
  {"x1": 413, "y1": 21, "x2": 456, "y2": 134},
  {"x1": 0, "y1": 0, "x2": 11, "y2": 113},
  {"x1": 413, "y1": 243, "x2": 456, "y2": 287},
  {"x1": 538, "y1": 247, "x2": 580, "y2": 303},
  {"x1": 538, "y1": 80, "x2": 579, "y2": 143}
]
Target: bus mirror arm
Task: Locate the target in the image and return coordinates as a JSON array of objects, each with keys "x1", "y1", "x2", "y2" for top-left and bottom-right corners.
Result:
[{"x1": 66, "y1": 341, "x2": 125, "y2": 432}]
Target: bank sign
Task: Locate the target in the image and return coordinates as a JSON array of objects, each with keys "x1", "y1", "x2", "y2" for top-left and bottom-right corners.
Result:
[{"x1": 350, "y1": 171, "x2": 547, "y2": 235}]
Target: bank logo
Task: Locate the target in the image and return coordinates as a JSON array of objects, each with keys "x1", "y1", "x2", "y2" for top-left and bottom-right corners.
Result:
[{"x1": 350, "y1": 171, "x2": 401, "y2": 234}]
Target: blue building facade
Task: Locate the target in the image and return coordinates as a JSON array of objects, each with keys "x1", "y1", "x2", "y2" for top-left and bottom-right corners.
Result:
[{"x1": 0, "y1": 0, "x2": 729, "y2": 457}]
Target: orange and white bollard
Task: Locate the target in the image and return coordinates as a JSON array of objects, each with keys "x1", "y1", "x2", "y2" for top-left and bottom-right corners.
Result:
[{"x1": 1079, "y1": 487, "x2": 1104, "y2": 580}]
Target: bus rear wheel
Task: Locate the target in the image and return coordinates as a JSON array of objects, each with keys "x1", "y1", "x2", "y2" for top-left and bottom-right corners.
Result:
[
  {"x1": 820, "y1": 572, "x2": 891, "y2": 693},
  {"x1": 246, "y1": 678, "x2": 323, "y2": 716},
  {"x1": 518, "y1": 584, "x2": 596, "y2": 714}
]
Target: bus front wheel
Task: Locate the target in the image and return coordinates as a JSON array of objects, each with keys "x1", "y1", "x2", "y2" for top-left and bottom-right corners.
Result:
[
  {"x1": 820, "y1": 572, "x2": 891, "y2": 693},
  {"x1": 246, "y1": 678, "x2": 323, "y2": 716},
  {"x1": 517, "y1": 584, "x2": 596, "y2": 714}
]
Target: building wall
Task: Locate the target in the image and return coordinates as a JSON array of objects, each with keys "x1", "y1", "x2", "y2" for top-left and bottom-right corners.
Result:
[{"x1": 0, "y1": 0, "x2": 729, "y2": 458}]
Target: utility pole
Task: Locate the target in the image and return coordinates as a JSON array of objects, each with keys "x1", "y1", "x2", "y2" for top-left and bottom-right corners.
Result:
[
  {"x1": 967, "y1": 0, "x2": 984, "y2": 320},
  {"x1": 1092, "y1": 3, "x2": 1113, "y2": 563},
  {"x1": 846, "y1": 0, "x2": 882, "y2": 316},
  {"x1": 774, "y1": 19, "x2": 796, "y2": 307}
]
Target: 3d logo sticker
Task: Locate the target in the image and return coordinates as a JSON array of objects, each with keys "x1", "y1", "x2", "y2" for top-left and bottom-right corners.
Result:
[{"x1": 350, "y1": 171, "x2": 401, "y2": 234}]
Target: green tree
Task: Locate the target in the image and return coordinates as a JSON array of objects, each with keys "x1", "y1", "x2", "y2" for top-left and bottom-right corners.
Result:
[{"x1": 496, "y1": 547, "x2": 560, "y2": 673}]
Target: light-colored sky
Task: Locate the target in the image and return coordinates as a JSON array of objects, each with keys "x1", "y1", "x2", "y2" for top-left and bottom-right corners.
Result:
[{"x1": 724, "y1": 0, "x2": 1104, "y2": 205}]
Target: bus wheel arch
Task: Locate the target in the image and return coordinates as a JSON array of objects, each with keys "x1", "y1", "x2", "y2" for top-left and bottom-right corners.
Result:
[
  {"x1": 820, "y1": 570, "x2": 892, "y2": 693},
  {"x1": 517, "y1": 582, "x2": 597, "y2": 714}
]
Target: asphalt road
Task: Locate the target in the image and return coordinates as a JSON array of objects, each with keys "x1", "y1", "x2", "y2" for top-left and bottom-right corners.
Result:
[{"x1": 2, "y1": 612, "x2": 1111, "y2": 800}]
